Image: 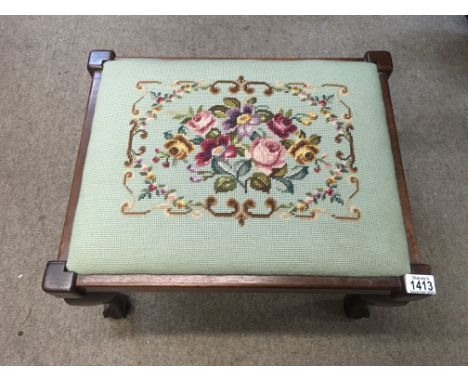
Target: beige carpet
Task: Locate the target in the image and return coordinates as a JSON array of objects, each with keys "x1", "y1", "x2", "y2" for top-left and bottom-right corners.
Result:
[{"x1": 0, "y1": 16, "x2": 467, "y2": 365}]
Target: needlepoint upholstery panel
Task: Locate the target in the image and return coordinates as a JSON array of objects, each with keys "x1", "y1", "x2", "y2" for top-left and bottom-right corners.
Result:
[{"x1": 66, "y1": 59, "x2": 411, "y2": 276}]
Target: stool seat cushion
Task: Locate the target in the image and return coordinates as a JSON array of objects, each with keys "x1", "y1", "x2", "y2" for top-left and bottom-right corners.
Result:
[{"x1": 66, "y1": 59, "x2": 411, "y2": 276}]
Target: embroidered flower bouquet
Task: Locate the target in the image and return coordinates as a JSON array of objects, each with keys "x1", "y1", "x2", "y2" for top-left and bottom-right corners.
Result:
[{"x1": 125, "y1": 76, "x2": 358, "y2": 225}]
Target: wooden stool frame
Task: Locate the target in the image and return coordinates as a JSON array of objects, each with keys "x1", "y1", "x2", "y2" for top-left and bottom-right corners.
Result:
[{"x1": 42, "y1": 50, "x2": 432, "y2": 319}]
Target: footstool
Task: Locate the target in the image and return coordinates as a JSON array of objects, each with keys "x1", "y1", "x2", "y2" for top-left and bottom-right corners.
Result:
[{"x1": 42, "y1": 50, "x2": 434, "y2": 319}]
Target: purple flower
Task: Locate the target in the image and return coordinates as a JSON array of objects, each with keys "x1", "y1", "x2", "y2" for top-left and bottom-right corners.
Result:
[
  {"x1": 187, "y1": 164, "x2": 203, "y2": 182},
  {"x1": 190, "y1": 175, "x2": 203, "y2": 183},
  {"x1": 222, "y1": 104, "x2": 260, "y2": 138},
  {"x1": 187, "y1": 164, "x2": 198, "y2": 173}
]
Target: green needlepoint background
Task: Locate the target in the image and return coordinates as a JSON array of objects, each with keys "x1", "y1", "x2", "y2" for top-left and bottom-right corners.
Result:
[{"x1": 66, "y1": 59, "x2": 411, "y2": 276}]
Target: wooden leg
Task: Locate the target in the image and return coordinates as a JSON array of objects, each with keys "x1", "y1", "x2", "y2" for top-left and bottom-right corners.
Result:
[
  {"x1": 102, "y1": 294, "x2": 131, "y2": 319},
  {"x1": 64, "y1": 293, "x2": 131, "y2": 319},
  {"x1": 343, "y1": 293, "x2": 412, "y2": 319},
  {"x1": 42, "y1": 261, "x2": 131, "y2": 319},
  {"x1": 343, "y1": 295, "x2": 370, "y2": 319}
]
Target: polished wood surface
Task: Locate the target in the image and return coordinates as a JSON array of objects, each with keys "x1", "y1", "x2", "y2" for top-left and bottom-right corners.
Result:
[
  {"x1": 379, "y1": 73, "x2": 421, "y2": 264},
  {"x1": 58, "y1": 70, "x2": 102, "y2": 261},
  {"x1": 117, "y1": 56, "x2": 364, "y2": 61},
  {"x1": 76, "y1": 273, "x2": 402, "y2": 294}
]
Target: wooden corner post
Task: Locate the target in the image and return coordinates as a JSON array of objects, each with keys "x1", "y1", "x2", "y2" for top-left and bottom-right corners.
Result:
[
  {"x1": 42, "y1": 51, "x2": 129, "y2": 319},
  {"x1": 364, "y1": 50, "x2": 393, "y2": 77}
]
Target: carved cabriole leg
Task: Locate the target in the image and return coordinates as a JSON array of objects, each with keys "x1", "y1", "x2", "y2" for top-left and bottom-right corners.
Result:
[
  {"x1": 42, "y1": 261, "x2": 131, "y2": 319},
  {"x1": 344, "y1": 263, "x2": 433, "y2": 319},
  {"x1": 65, "y1": 293, "x2": 131, "y2": 319},
  {"x1": 343, "y1": 295, "x2": 370, "y2": 319},
  {"x1": 344, "y1": 294, "x2": 410, "y2": 319}
]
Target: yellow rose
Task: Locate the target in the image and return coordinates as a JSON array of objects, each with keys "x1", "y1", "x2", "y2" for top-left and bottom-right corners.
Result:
[
  {"x1": 296, "y1": 202, "x2": 307, "y2": 212},
  {"x1": 288, "y1": 139, "x2": 320, "y2": 165},
  {"x1": 326, "y1": 176, "x2": 337, "y2": 185},
  {"x1": 307, "y1": 112, "x2": 318, "y2": 120},
  {"x1": 290, "y1": 86, "x2": 301, "y2": 94},
  {"x1": 300, "y1": 116, "x2": 312, "y2": 126},
  {"x1": 176, "y1": 199, "x2": 186, "y2": 209},
  {"x1": 164, "y1": 134, "x2": 195, "y2": 160},
  {"x1": 145, "y1": 172, "x2": 156, "y2": 181}
]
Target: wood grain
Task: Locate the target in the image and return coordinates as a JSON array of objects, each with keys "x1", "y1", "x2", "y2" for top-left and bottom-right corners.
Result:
[{"x1": 58, "y1": 71, "x2": 102, "y2": 260}]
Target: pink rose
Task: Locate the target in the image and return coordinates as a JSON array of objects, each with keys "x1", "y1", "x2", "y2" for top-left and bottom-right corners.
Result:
[
  {"x1": 247, "y1": 137, "x2": 286, "y2": 175},
  {"x1": 267, "y1": 113, "x2": 298, "y2": 139},
  {"x1": 304, "y1": 196, "x2": 314, "y2": 205},
  {"x1": 186, "y1": 111, "x2": 216, "y2": 135}
]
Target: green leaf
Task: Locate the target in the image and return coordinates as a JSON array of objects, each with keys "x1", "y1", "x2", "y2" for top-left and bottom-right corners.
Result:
[
  {"x1": 257, "y1": 109, "x2": 274, "y2": 123},
  {"x1": 299, "y1": 130, "x2": 306, "y2": 139},
  {"x1": 211, "y1": 157, "x2": 231, "y2": 175},
  {"x1": 285, "y1": 109, "x2": 293, "y2": 118},
  {"x1": 275, "y1": 177, "x2": 294, "y2": 194},
  {"x1": 214, "y1": 176, "x2": 237, "y2": 193},
  {"x1": 191, "y1": 136, "x2": 204, "y2": 145},
  {"x1": 178, "y1": 125, "x2": 187, "y2": 134},
  {"x1": 197, "y1": 105, "x2": 203, "y2": 113},
  {"x1": 181, "y1": 117, "x2": 192, "y2": 125},
  {"x1": 223, "y1": 97, "x2": 241, "y2": 108},
  {"x1": 280, "y1": 139, "x2": 295, "y2": 149},
  {"x1": 235, "y1": 159, "x2": 252, "y2": 178},
  {"x1": 308, "y1": 134, "x2": 321, "y2": 145},
  {"x1": 163, "y1": 131, "x2": 174, "y2": 139},
  {"x1": 236, "y1": 146, "x2": 246, "y2": 157},
  {"x1": 188, "y1": 106, "x2": 194, "y2": 115},
  {"x1": 271, "y1": 164, "x2": 288, "y2": 178},
  {"x1": 206, "y1": 128, "x2": 221, "y2": 139},
  {"x1": 246, "y1": 97, "x2": 257, "y2": 104},
  {"x1": 209, "y1": 105, "x2": 229, "y2": 118},
  {"x1": 278, "y1": 108, "x2": 285, "y2": 115},
  {"x1": 249, "y1": 131, "x2": 262, "y2": 141},
  {"x1": 230, "y1": 131, "x2": 241, "y2": 144},
  {"x1": 250, "y1": 172, "x2": 271, "y2": 193},
  {"x1": 287, "y1": 166, "x2": 309, "y2": 180}
]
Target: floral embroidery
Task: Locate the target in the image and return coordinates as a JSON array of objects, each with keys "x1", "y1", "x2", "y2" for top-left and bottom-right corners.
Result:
[{"x1": 121, "y1": 76, "x2": 360, "y2": 225}]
